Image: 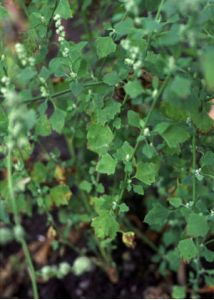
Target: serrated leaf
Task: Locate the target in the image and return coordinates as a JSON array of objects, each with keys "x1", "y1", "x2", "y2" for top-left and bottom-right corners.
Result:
[
  {"x1": 186, "y1": 213, "x2": 208, "y2": 237},
  {"x1": 144, "y1": 203, "x2": 169, "y2": 226},
  {"x1": 116, "y1": 141, "x2": 134, "y2": 162},
  {"x1": 124, "y1": 80, "x2": 143, "y2": 98},
  {"x1": 156, "y1": 125, "x2": 190, "y2": 148},
  {"x1": 172, "y1": 286, "x2": 186, "y2": 299},
  {"x1": 136, "y1": 162, "x2": 159, "y2": 185},
  {"x1": 35, "y1": 115, "x2": 51, "y2": 136},
  {"x1": 80, "y1": 180, "x2": 92, "y2": 193},
  {"x1": 103, "y1": 71, "x2": 120, "y2": 86},
  {"x1": 49, "y1": 184, "x2": 72, "y2": 207},
  {"x1": 96, "y1": 153, "x2": 117, "y2": 175},
  {"x1": 50, "y1": 107, "x2": 66, "y2": 134},
  {"x1": 200, "y1": 151, "x2": 214, "y2": 177},
  {"x1": 87, "y1": 123, "x2": 113, "y2": 154},
  {"x1": 127, "y1": 110, "x2": 141, "y2": 127},
  {"x1": 55, "y1": 0, "x2": 72, "y2": 19},
  {"x1": 96, "y1": 101, "x2": 121, "y2": 124},
  {"x1": 169, "y1": 76, "x2": 191, "y2": 98},
  {"x1": 178, "y1": 239, "x2": 198, "y2": 261},
  {"x1": 92, "y1": 210, "x2": 119, "y2": 240},
  {"x1": 31, "y1": 162, "x2": 47, "y2": 183},
  {"x1": 95, "y1": 37, "x2": 116, "y2": 58},
  {"x1": 169, "y1": 197, "x2": 182, "y2": 208}
]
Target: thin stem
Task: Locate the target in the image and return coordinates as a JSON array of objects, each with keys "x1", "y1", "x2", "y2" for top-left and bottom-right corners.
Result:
[
  {"x1": 7, "y1": 124, "x2": 39, "y2": 299},
  {"x1": 192, "y1": 133, "x2": 196, "y2": 204}
]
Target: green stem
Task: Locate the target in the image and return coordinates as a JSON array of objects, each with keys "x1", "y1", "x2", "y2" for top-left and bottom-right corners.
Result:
[
  {"x1": 192, "y1": 133, "x2": 196, "y2": 204},
  {"x1": 7, "y1": 126, "x2": 39, "y2": 299}
]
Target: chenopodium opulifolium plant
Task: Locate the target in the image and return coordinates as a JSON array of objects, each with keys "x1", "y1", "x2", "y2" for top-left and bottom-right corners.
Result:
[{"x1": 0, "y1": 0, "x2": 214, "y2": 298}]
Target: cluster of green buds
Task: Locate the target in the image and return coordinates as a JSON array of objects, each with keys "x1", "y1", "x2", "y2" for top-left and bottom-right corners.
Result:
[
  {"x1": 15, "y1": 43, "x2": 35, "y2": 67},
  {"x1": 39, "y1": 256, "x2": 93, "y2": 281},
  {"x1": 120, "y1": 39, "x2": 142, "y2": 75}
]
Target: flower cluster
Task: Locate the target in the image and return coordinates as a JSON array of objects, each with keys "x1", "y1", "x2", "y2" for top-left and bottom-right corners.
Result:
[
  {"x1": 15, "y1": 43, "x2": 35, "y2": 67},
  {"x1": 194, "y1": 168, "x2": 204, "y2": 181},
  {"x1": 121, "y1": 39, "x2": 142, "y2": 75},
  {"x1": 1, "y1": 76, "x2": 10, "y2": 98},
  {"x1": 39, "y1": 77, "x2": 49, "y2": 98},
  {"x1": 54, "y1": 14, "x2": 70, "y2": 58}
]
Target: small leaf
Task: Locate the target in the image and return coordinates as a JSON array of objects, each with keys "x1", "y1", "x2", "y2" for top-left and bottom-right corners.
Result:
[
  {"x1": 169, "y1": 197, "x2": 182, "y2": 208},
  {"x1": 87, "y1": 123, "x2": 113, "y2": 154},
  {"x1": 178, "y1": 239, "x2": 198, "y2": 261},
  {"x1": 55, "y1": 0, "x2": 72, "y2": 19},
  {"x1": 95, "y1": 37, "x2": 116, "y2": 59},
  {"x1": 80, "y1": 181, "x2": 92, "y2": 193},
  {"x1": 35, "y1": 115, "x2": 52, "y2": 136},
  {"x1": 124, "y1": 80, "x2": 143, "y2": 98},
  {"x1": 136, "y1": 162, "x2": 159, "y2": 185},
  {"x1": 50, "y1": 107, "x2": 66, "y2": 134},
  {"x1": 116, "y1": 141, "x2": 134, "y2": 162},
  {"x1": 92, "y1": 210, "x2": 119, "y2": 240},
  {"x1": 31, "y1": 162, "x2": 47, "y2": 183},
  {"x1": 127, "y1": 110, "x2": 141, "y2": 127},
  {"x1": 103, "y1": 71, "x2": 120, "y2": 86},
  {"x1": 172, "y1": 286, "x2": 186, "y2": 299},
  {"x1": 169, "y1": 76, "x2": 191, "y2": 98},
  {"x1": 144, "y1": 203, "x2": 169, "y2": 227},
  {"x1": 96, "y1": 153, "x2": 117, "y2": 175},
  {"x1": 186, "y1": 213, "x2": 208, "y2": 237},
  {"x1": 49, "y1": 184, "x2": 72, "y2": 207}
]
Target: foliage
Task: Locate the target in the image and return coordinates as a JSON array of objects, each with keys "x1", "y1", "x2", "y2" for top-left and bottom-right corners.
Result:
[{"x1": 0, "y1": 0, "x2": 214, "y2": 298}]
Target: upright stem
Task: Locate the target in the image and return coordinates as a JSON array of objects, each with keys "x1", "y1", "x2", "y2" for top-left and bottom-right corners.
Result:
[
  {"x1": 7, "y1": 126, "x2": 39, "y2": 299},
  {"x1": 192, "y1": 133, "x2": 196, "y2": 204}
]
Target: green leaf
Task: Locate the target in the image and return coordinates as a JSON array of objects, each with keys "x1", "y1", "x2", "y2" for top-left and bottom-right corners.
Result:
[
  {"x1": 114, "y1": 18, "x2": 134, "y2": 35},
  {"x1": 0, "y1": 5, "x2": 9, "y2": 19},
  {"x1": 31, "y1": 162, "x2": 47, "y2": 183},
  {"x1": 169, "y1": 197, "x2": 182, "y2": 208},
  {"x1": 133, "y1": 184, "x2": 144, "y2": 195},
  {"x1": 55, "y1": 0, "x2": 72, "y2": 19},
  {"x1": 186, "y1": 213, "x2": 208, "y2": 237},
  {"x1": 80, "y1": 180, "x2": 92, "y2": 193},
  {"x1": 116, "y1": 141, "x2": 134, "y2": 162},
  {"x1": 201, "y1": 47, "x2": 214, "y2": 90},
  {"x1": 127, "y1": 110, "x2": 141, "y2": 127},
  {"x1": 87, "y1": 123, "x2": 113, "y2": 154},
  {"x1": 156, "y1": 124, "x2": 190, "y2": 148},
  {"x1": 136, "y1": 162, "x2": 159, "y2": 185},
  {"x1": 124, "y1": 80, "x2": 143, "y2": 98},
  {"x1": 50, "y1": 107, "x2": 66, "y2": 134},
  {"x1": 103, "y1": 71, "x2": 120, "y2": 86},
  {"x1": 178, "y1": 239, "x2": 198, "y2": 261},
  {"x1": 17, "y1": 67, "x2": 37, "y2": 85},
  {"x1": 172, "y1": 286, "x2": 186, "y2": 299},
  {"x1": 119, "y1": 203, "x2": 129, "y2": 213},
  {"x1": 95, "y1": 37, "x2": 116, "y2": 59},
  {"x1": 35, "y1": 115, "x2": 52, "y2": 136},
  {"x1": 169, "y1": 76, "x2": 191, "y2": 98},
  {"x1": 49, "y1": 184, "x2": 72, "y2": 207},
  {"x1": 144, "y1": 203, "x2": 169, "y2": 227},
  {"x1": 96, "y1": 153, "x2": 117, "y2": 175},
  {"x1": 200, "y1": 151, "x2": 214, "y2": 177},
  {"x1": 96, "y1": 101, "x2": 121, "y2": 124},
  {"x1": 92, "y1": 210, "x2": 119, "y2": 240}
]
